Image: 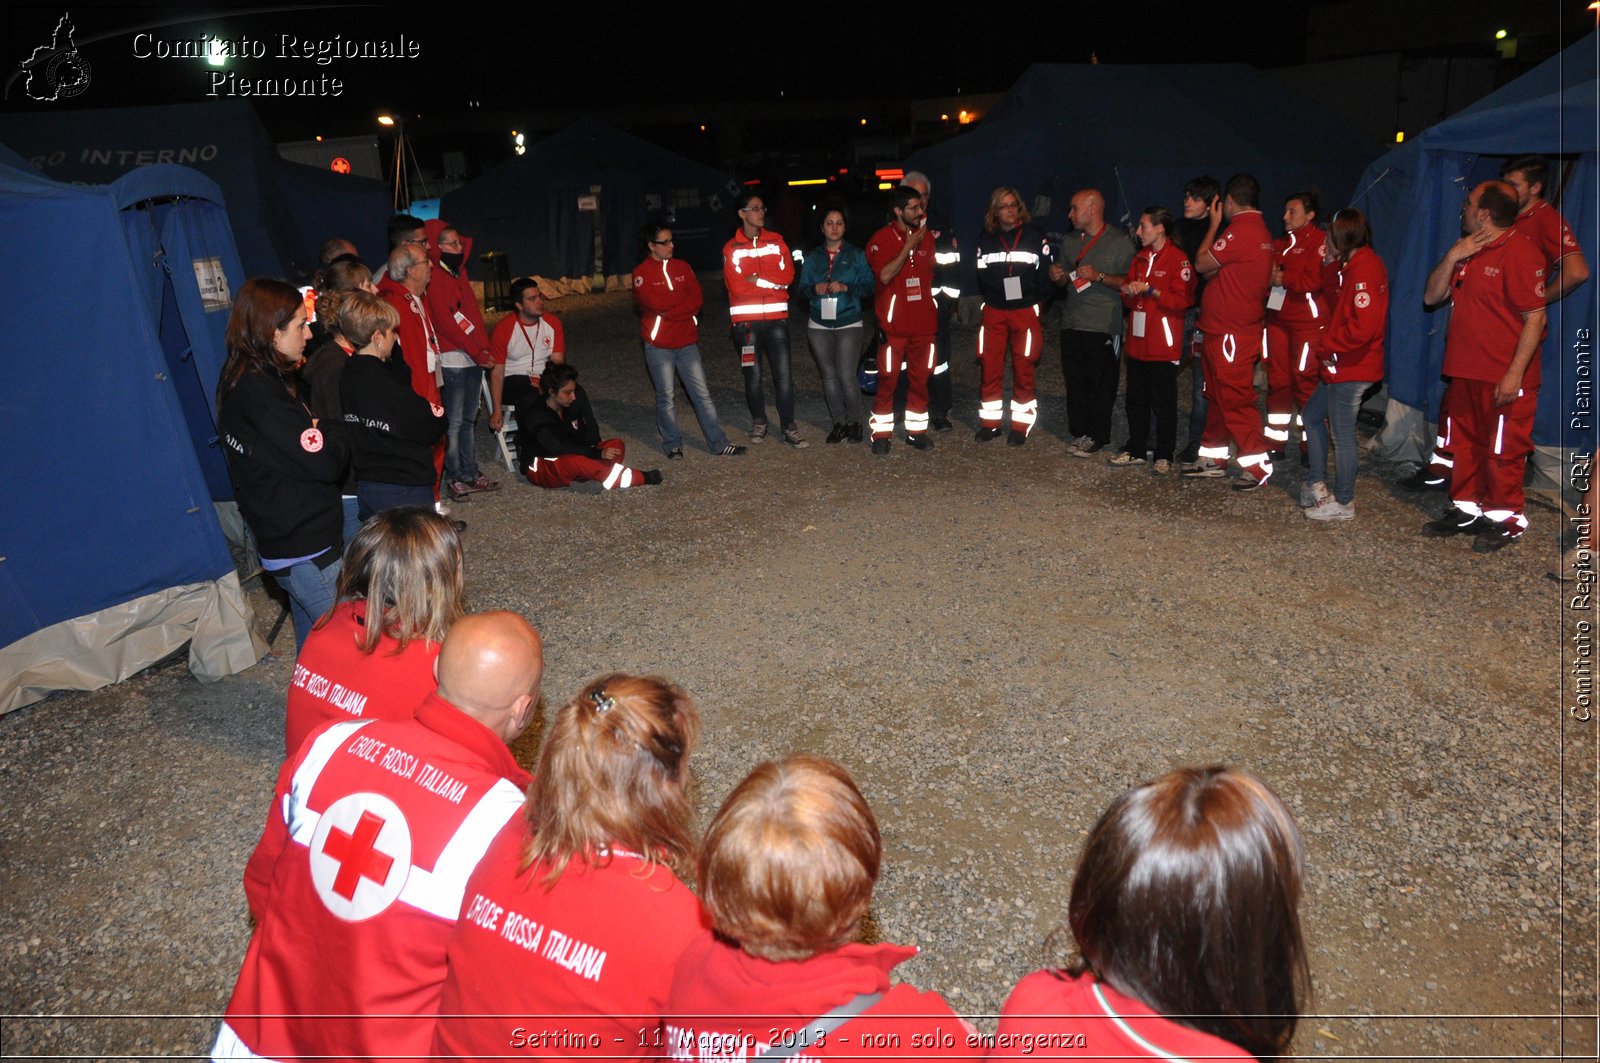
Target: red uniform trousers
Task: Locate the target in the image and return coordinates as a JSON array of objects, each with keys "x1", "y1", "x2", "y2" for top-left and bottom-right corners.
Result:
[
  {"x1": 869, "y1": 333, "x2": 936, "y2": 440},
  {"x1": 1427, "y1": 380, "x2": 1458, "y2": 484},
  {"x1": 1198, "y1": 329, "x2": 1273, "y2": 481},
  {"x1": 978, "y1": 306, "x2": 1043, "y2": 435},
  {"x1": 1264, "y1": 319, "x2": 1323, "y2": 445},
  {"x1": 526, "y1": 439, "x2": 643, "y2": 490},
  {"x1": 1448, "y1": 378, "x2": 1536, "y2": 530}
]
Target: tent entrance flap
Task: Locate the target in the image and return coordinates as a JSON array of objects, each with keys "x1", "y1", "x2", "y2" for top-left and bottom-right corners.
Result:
[{"x1": 156, "y1": 260, "x2": 234, "y2": 500}]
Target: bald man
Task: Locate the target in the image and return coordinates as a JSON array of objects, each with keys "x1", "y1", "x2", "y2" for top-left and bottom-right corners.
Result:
[
  {"x1": 1052, "y1": 189, "x2": 1135, "y2": 457},
  {"x1": 216, "y1": 611, "x2": 543, "y2": 1063}
]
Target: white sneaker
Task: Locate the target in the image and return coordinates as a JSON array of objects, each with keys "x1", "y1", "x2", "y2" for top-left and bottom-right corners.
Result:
[
  {"x1": 1180, "y1": 457, "x2": 1226, "y2": 478},
  {"x1": 1299, "y1": 481, "x2": 1331, "y2": 508},
  {"x1": 1305, "y1": 496, "x2": 1355, "y2": 521}
]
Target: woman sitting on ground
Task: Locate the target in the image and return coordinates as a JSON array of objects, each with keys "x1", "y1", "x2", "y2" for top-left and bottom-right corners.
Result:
[
  {"x1": 993, "y1": 766, "x2": 1309, "y2": 1062},
  {"x1": 432, "y1": 674, "x2": 707, "y2": 1060},
  {"x1": 283, "y1": 506, "x2": 464, "y2": 756},
  {"x1": 665, "y1": 756, "x2": 970, "y2": 1061},
  {"x1": 519, "y1": 363, "x2": 661, "y2": 490}
]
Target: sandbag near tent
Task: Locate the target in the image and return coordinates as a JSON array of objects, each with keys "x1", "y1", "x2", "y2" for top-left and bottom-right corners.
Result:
[
  {"x1": 442, "y1": 118, "x2": 739, "y2": 281},
  {"x1": 905, "y1": 62, "x2": 1379, "y2": 298},
  {"x1": 1355, "y1": 33, "x2": 1598, "y2": 467},
  {"x1": 0, "y1": 161, "x2": 264, "y2": 714},
  {"x1": 0, "y1": 99, "x2": 390, "y2": 282}
]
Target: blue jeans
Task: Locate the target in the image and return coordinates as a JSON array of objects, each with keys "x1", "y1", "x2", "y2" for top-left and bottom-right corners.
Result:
[
  {"x1": 340, "y1": 495, "x2": 361, "y2": 545},
  {"x1": 1302, "y1": 380, "x2": 1364, "y2": 504},
  {"x1": 1183, "y1": 310, "x2": 1207, "y2": 450},
  {"x1": 644, "y1": 342, "x2": 732, "y2": 453},
  {"x1": 356, "y1": 481, "x2": 435, "y2": 521},
  {"x1": 738, "y1": 319, "x2": 796, "y2": 428},
  {"x1": 271, "y1": 553, "x2": 342, "y2": 651},
  {"x1": 441, "y1": 365, "x2": 484, "y2": 483}
]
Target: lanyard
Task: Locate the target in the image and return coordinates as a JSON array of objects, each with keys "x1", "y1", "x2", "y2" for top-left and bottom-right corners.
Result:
[
  {"x1": 825, "y1": 246, "x2": 838, "y2": 283},
  {"x1": 1075, "y1": 225, "x2": 1106, "y2": 266},
  {"x1": 999, "y1": 226, "x2": 1024, "y2": 275},
  {"x1": 408, "y1": 293, "x2": 439, "y2": 352},
  {"x1": 516, "y1": 318, "x2": 544, "y2": 361}
]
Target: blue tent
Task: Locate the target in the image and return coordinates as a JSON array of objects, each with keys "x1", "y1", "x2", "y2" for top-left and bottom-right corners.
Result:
[
  {"x1": 1356, "y1": 33, "x2": 1598, "y2": 455},
  {"x1": 0, "y1": 162, "x2": 263, "y2": 713},
  {"x1": 0, "y1": 99, "x2": 390, "y2": 281},
  {"x1": 441, "y1": 119, "x2": 740, "y2": 279},
  {"x1": 905, "y1": 62, "x2": 1379, "y2": 296}
]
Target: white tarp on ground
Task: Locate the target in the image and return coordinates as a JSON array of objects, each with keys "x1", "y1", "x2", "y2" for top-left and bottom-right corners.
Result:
[{"x1": 0, "y1": 573, "x2": 265, "y2": 715}]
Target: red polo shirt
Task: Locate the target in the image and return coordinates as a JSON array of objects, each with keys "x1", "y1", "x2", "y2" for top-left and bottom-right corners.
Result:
[
  {"x1": 867, "y1": 222, "x2": 938, "y2": 336},
  {"x1": 1441, "y1": 229, "x2": 1547, "y2": 385}
]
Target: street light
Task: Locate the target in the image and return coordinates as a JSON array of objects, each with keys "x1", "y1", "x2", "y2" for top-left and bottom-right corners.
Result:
[{"x1": 376, "y1": 113, "x2": 429, "y2": 212}]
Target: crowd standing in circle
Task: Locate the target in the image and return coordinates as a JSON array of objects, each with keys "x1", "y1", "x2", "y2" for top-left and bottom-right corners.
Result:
[
  {"x1": 206, "y1": 160, "x2": 1583, "y2": 1053},
  {"x1": 223, "y1": 152, "x2": 1582, "y2": 562}
]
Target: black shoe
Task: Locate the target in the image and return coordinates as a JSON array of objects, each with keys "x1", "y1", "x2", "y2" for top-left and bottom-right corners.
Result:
[
  {"x1": 451, "y1": 519, "x2": 468, "y2": 534},
  {"x1": 1400, "y1": 468, "x2": 1448, "y2": 491},
  {"x1": 666, "y1": 447, "x2": 684, "y2": 460},
  {"x1": 1422, "y1": 509, "x2": 1483, "y2": 537},
  {"x1": 825, "y1": 423, "x2": 848, "y2": 444},
  {"x1": 642, "y1": 469, "x2": 663, "y2": 485},
  {"x1": 1231, "y1": 472, "x2": 1270, "y2": 492},
  {"x1": 1268, "y1": 449, "x2": 1287, "y2": 463},
  {"x1": 975, "y1": 426, "x2": 1002, "y2": 442},
  {"x1": 848, "y1": 422, "x2": 864, "y2": 443},
  {"x1": 1177, "y1": 444, "x2": 1200, "y2": 465},
  {"x1": 931, "y1": 416, "x2": 953, "y2": 432},
  {"x1": 1472, "y1": 521, "x2": 1523, "y2": 553},
  {"x1": 870, "y1": 439, "x2": 890, "y2": 455},
  {"x1": 907, "y1": 434, "x2": 933, "y2": 451},
  {"x1": 1006, "y1": 430, "x2": 1026, "y2": 447},
  {"x1": 715, "y1": 444, "x2": 748, "y2": 456}
]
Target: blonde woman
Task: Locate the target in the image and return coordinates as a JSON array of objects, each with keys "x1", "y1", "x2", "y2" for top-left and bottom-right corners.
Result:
[{"x1": 283, "y1": 507, "x2": 465, "y2": 755}]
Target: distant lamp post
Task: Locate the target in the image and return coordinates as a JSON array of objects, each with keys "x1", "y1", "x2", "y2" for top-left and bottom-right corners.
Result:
[
  {"x1": 512, "y1": 130, "x2": 525, "y2": 157},
  {"x1": 377, "y1": 114, "x2": 430, "y2": 212}
]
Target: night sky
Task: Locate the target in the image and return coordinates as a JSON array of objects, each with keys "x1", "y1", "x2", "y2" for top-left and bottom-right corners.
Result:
[{"x1": 5, "y1": 1, "x2": 1319, "y2": 143}]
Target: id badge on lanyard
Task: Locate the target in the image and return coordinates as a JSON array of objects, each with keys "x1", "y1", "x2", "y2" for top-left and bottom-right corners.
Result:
[
  {"x1": 820, "y1": 296, "x2": 839, "y2": 321},
  {"x1": 1131, "y1": 311, "x2": 1147, "y2": 338},
  {"x1": 905, "y1": 276, "x2": 922, "y2": 302},
  {"x1": 1267, "y1": 285, "x2": 1287, "y2": 311},
  {"x1": 1002, "y1": 275, "x2": 1023, "y2": 301}
]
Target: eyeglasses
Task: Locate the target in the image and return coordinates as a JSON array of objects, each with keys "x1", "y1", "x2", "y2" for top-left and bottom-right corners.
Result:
[
  {"x1": 650, "y1": 238, "x2": 675, "y2": 245},
  {"x1": 741, "y1": 205, "x2": 767, "y2": 213}
]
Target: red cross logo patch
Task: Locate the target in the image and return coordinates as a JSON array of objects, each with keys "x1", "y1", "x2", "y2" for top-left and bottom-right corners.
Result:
[
  {"x1": 299, "y1": 427, "x2": 324, "y2": 453},
  {"x1": 309, "y1": 792, "x2": 412, "y2": 921}
]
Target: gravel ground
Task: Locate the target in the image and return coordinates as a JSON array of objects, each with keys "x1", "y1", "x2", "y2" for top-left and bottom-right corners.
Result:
[{"x1": 1, "y1": 282, "x2": 1592, "y2": 1060}]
